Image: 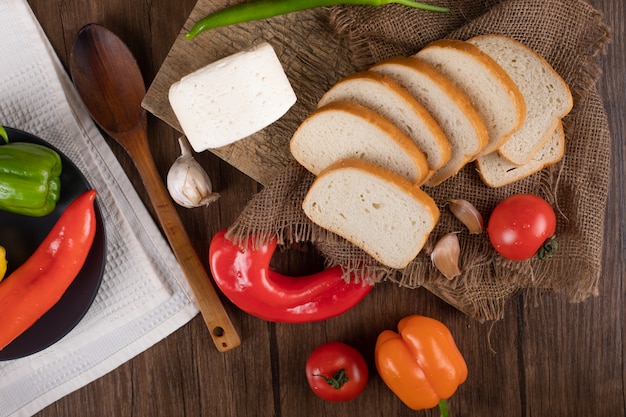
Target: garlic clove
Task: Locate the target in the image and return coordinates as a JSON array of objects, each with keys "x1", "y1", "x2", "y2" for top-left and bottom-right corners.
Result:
[
  {"x1": 431, "y1": 232, "x2": 461, "y2": 280},
  {"x1": 446, "y1": 198, "x2": 484, "y2": 234},
  {"x1": 167, "y1": 136, "x2": 220, "y2": 208}
]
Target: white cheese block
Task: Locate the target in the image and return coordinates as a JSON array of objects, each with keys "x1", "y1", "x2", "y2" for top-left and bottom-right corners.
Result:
[{"x1": 168, "y1": 42, "x2": 297, "y2": 151}]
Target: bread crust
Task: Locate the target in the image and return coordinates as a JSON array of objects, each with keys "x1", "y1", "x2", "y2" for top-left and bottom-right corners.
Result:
[
  {"x1": 303, "y1": 158, "x2": 440, "y2": 268},
  {"x1": 316, "y1": 158, "x2": 441, "y2": 220},
  {"x1": 290, "y1": 100, "x2": 431, "y2": 184},
  {"x1": 371, "y1": 56, "x2": 490, "y2": 185},
  {"x1": 468, "y1": 34, "x2": 573, "y2": 165},
  {"x1": 318, "y1": 71, "x2": 452, "y2": 175},
  {"x1": 476, "y1": 120, "x2": 565, "y2": 187},
  {"x1": 416, "y1": 39, "x2": 527, "y2": 156},
  {"x1": 375, "y1": 56, "x2": 489, "y2": 149}
]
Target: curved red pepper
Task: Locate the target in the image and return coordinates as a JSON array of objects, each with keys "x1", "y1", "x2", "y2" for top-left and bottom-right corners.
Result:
[
  {"x1": 209, "y1": 229, "x2": 372, "y2": 323},
  {"x1": 0, "y1": 190, "x2": 97, "y2": 350}
]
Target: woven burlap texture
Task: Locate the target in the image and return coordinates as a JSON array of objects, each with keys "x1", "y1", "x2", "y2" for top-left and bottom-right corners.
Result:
[{"x1": 227, "y1": 0, "x2": 612, "y2": 321}]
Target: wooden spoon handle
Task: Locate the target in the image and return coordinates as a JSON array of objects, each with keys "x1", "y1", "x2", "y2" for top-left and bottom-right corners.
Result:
[{"x1": 119, "y1": 122, "x2": 240, "y2": 352}]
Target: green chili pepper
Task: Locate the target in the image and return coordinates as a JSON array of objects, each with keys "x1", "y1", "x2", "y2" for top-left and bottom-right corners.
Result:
[
  {"x1": 186, "y1": 0, "x2": 450, "y2": 39},
  {"x1": 0, "y1": 141, "x2": 62, "y2": 217}
]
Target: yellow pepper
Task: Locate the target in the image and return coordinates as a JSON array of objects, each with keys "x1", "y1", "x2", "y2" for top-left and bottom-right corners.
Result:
[
  {"x1": 375, "y1": 314, "x2": 467, "y2": 415},
  {"x1": 0, "y1": 246, "x2": 7, "y2": 282}
]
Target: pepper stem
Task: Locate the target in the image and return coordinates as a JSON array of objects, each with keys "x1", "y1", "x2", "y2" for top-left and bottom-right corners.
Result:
[
  {"x1": 439, "y1": 399, "x2": 449, "y2": 417},
  {"x1": 315, "y1": 368, "x2": 349, "y2": 389},
  {"x1": 386, "y1": 0, "x2": 450, "y2": 12}
]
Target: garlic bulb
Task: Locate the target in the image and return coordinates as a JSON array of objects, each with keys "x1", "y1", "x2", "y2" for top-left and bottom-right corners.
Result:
[
  {"x1": 431, "y1": 232, "x2": 461, "y2": 280},
  {"x1": 446, "y1": 198, "x2": 484, "y2": 234},
  {"x1": 167, "y1": 136, "x2": 219, "y2": 208}
]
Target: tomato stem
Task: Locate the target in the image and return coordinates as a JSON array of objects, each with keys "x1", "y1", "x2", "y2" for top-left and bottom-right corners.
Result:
[
  {"x1": 439, "y1": 399, "x2": 449, "y2": 417},
  {"x1": 315, "y1": 368, "x2": 349, "y2": 389},
  {"x1": 537, "y1": 236, "x2": 558, "y2": 260}
]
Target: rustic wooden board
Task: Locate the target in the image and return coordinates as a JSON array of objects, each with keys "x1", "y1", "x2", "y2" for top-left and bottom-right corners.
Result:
[{"x1": 142, "y1": 0, "x2": 358, "y2": 186}]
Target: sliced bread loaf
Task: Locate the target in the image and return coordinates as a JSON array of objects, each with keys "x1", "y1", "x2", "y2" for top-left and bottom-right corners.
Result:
[
  {"x1": 416, "y1": 39, "x2": 526, "y2": 157},
  {"x1": 290, "y1": 100, "x2": 430, "y2": 184},
  {"x1": 302, "y1": 158, "x2": 440, "y2": 269},
  {"x1": 476, "y1": 120, "x2": 565, "y2": 187},
  {"x1": 371, "y1": 56, "x2": 489, "y2": 186},
  {"x1": 317, "y1": 71, "x2": 451, "y2": 177},
  {"x1": 467, "y1": 35, "x2": 573, "y2": 165}
]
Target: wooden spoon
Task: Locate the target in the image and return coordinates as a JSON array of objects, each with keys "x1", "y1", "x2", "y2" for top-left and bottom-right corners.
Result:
[{"x1": 70, "y1": 24, "x2": 240, "y2": 352}]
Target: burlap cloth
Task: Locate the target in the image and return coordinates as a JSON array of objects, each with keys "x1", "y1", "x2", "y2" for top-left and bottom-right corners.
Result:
[{"x1": 227, "y1": 0, "x2": 612, "y2": 321}]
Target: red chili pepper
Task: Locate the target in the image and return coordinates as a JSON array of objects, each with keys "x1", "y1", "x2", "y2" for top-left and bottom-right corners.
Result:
[
  {"x1": 209, "y1": 229, "x2": 372, "y2": 323},
  {"x1": 0, "y1": 190, "x2": 98, "y2": 350}
]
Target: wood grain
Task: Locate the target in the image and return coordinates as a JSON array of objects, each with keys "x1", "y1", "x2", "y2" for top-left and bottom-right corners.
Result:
[
  {"x1": 142, "y1": 0, "x2": 358, "y2": 186},
  {"x1": 21, "y1": 0, "x2": 626, "y2": 416}
]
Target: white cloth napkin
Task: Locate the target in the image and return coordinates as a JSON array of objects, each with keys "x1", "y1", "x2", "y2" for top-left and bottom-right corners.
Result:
[{"x1": 0, "y1": 1, "x2": 200, "y2": 416}]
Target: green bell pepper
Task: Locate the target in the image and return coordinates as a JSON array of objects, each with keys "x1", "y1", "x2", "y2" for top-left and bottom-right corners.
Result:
[
  {"x1": 0, "y1": 126, "x2": 7, "y2": 144},
  {"x1": 0, "y1": 140, "x2": 62, "y2": 217}
]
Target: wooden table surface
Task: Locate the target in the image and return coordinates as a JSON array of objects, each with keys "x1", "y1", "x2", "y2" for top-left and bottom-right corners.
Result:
[{"x1": 26, "y1": 0, "x2": 625, "y2": 416}]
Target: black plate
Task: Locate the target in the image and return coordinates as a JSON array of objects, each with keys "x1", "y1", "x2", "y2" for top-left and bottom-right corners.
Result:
[{"x1": 0, "y1": 127, "x2": 106, "y2": 360}]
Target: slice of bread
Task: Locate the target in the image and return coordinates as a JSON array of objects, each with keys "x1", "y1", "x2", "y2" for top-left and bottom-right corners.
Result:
[
  {"x1": 467, "y1": 35, "x2": 573, "y2": 165},
  {"x1": 476, "y1": 120, "x2": 565, "y2": 187},
  {"x1": 302, "y1": 158, "x2": 440, "y2": 269},
  {"x1": 371, "y1": 56, "x2": 489, "y2": 186},
  {"x1": 416, "y1": 39, "x2": 526, "y2": 157},
  {"x1": 290, "y1": 100, "x2": 430, "y2": 184},
  {"x1": 317, "y1": 71, "x2": 451, "y2": 177}
]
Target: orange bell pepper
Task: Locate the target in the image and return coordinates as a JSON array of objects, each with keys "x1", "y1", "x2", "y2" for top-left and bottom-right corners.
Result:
[{"x1": 375, "y1": 314, "x2": 467, "y2": 415}]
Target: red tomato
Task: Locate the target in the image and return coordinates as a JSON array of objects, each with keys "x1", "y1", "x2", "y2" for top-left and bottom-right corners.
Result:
[
  {"x1": 305, "y1": 342, "x2": 368, "y2": 402},
  {"x1": 487, "y1": 194, "x2": 557, "y2": 261}
]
